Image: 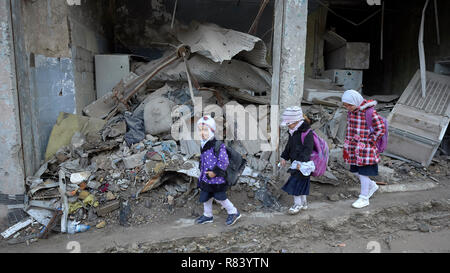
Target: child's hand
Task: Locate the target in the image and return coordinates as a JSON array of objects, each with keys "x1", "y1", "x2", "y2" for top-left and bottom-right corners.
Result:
[
  {"x1": 297, "y1": 163, "x2": 301, "y2": 170},
  {"x1": 206, "y1": 171, "x2": 216, "y2": 178}
]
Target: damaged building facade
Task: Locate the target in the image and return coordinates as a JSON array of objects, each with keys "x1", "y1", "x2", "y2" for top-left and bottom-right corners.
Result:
[{"x1": 0, "y1": 0, "x2": 449, "y2": 239}]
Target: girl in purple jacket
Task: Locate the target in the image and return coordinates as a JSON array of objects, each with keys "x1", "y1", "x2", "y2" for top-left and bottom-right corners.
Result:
[{"x1": 195, "y1": 115, "x2": 241, "y2": 226}]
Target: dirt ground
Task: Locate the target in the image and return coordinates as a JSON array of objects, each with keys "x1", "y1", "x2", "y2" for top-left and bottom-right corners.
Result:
[{"x1": 1, "y1": 173, "x2": 449, "y2": 254}]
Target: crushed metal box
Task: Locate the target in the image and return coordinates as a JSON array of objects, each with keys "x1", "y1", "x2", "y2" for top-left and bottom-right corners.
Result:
[{"x1": 385, "y1": 70, "x2": 450, "y2": 166}]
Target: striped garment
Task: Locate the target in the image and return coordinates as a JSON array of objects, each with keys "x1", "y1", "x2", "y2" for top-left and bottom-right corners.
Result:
[
  {"x1": 344, "y1": 100, "x2": 386, "y2": 166},
  {"x1": 281, "y1": 106, "x2": 304, "y2": 126}
]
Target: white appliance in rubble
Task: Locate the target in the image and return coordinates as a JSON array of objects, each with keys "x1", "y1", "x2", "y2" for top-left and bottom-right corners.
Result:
[
  {"x1": 323, "y1": 69, "x2": 363, "y2": 92},
  {"x1": 95, "y1": 55, "x2": 131, "y2": 99}
]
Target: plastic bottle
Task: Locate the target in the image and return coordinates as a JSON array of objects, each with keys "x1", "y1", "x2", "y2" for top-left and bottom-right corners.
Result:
[{"x1": 67, "y1": 221, "x2": 91, "y2": 234}]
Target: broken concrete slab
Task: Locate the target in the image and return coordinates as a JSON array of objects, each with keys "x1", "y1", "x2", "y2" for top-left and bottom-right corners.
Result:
[
  {"x1": 180, "y1": 140, "x2": 200, "y2": 159},
  {"x1": 378, "y1": 182, "x2": 437, "y2": 193},
  {"x1": 247, "y1": 155, "x2": 269, "y2": 172},
  {"x1": 378, "y1": 166, "x2": 396, "y2": 182},
  {"x1": 123, "y1": 151, "x2": 147, "y2": 169}
]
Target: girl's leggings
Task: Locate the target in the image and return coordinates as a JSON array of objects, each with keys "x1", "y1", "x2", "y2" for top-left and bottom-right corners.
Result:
[{"x1": 203, "y1": 198, "x2": 237, "y2": 217}]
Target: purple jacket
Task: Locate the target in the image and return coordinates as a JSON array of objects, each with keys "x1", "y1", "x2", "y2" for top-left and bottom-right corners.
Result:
[{"x1": 199, "y1": 140, "x2": 229, "y2": 189}]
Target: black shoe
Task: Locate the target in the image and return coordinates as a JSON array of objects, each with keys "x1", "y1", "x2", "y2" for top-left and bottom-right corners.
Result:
[
  {"x1": 196, "y1": 215, "x2": 214, "y2": 224},
  {"x1": 226, "y1": 212, "x2": 241, "y2": 226}
]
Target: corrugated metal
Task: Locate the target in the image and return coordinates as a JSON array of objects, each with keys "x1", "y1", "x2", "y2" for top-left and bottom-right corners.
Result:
[
  {"x1": 176, "y1": 22, "x2": 269, "y2": 68},
  {"x1": 401, "y1": 73, "x2": 450, "y2": 116}
]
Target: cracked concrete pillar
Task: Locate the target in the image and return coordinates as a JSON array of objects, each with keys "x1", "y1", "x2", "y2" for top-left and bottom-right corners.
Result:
[
  {"x1": 271, "y1": 0, "x2": 308, "y2": 168},
  {"x1": 0, "y1": 0, "x2": 26, "y2": 228}
]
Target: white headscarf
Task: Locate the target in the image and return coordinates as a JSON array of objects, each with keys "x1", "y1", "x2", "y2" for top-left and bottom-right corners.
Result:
[
  {"x1": 197, "y1": 115, "x2": 216, "y2": 148},
  {"x1": 342, "y1": 90, "x2": 364, "y2": 107}
]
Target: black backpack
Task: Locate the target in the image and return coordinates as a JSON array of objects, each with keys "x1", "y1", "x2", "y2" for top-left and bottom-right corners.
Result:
[{"x1": 213, "y1": 141, "x2": 247, "y2": 188}]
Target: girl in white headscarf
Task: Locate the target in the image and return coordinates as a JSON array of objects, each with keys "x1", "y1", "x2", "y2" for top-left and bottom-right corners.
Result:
[{"x1": 342, "y1": 90, "x2": 386, "y2": 209}]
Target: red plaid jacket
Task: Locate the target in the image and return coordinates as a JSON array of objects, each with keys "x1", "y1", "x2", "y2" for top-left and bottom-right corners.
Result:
[{"x1": 343, "y1": 100, "x2": 386, "y2": 166}]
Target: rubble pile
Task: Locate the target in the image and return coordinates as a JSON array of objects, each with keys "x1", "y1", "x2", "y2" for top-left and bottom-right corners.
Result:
[{"x1": 2, "y1": 22, "x2": 449, "y2": 246}]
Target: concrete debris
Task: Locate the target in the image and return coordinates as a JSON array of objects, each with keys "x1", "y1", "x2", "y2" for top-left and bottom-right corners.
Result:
[
  {"x1": 7, "y1": 18, "x2": 450, "y2": 246},
  {"x1": 123, "y1": 151, "x2": 147, "y2": 169},
  {"x1": 378, "y1": 182, "x2": 437, "y2": 193},
  {"x1": 1, "y1": 218, "x2": 33, "y2": 239},
  {"x1": 96, "y1": 200, "x2": 121, "y2": 217},
  {"x1": 70, "y1": 172, "x2": 92, "y2": 184}
]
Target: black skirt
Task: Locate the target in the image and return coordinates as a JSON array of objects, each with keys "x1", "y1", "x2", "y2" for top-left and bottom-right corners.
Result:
[
  {"x1": 282, "y1": 173, "x2": 310, "y2": 196},
  {"x1": 350, "y1": 164, "x2": 378, "y2": 176},
  {"x1": 199, "y1": 190, "x2": 227, "y2": 203}
]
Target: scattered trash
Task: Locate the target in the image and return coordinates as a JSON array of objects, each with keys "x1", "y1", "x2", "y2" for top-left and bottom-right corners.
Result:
[
  {"x1": 67, "y1": 221, "x2": 91, "y2": 234},
  {"x1": 119, "y1": 200, "x2": 131, "y2": 227},
  {"x1": 96, "y1": 221, "x2": 107, "y2": 229}
]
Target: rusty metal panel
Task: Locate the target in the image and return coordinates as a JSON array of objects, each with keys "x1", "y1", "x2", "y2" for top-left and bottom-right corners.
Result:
[{"x1": 386, "y1": 70, "x2": 450, "y2": 166}]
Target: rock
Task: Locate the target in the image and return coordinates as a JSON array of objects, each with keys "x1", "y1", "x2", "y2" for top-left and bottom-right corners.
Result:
[
  {"x1": 96, "y1": 221, "x2": 106, "y2": 229},
  {"x1": 310, "y1": 192, "x2": 324, "y2": 198},
  {"x1": 327, "y1": 194, "x2": 340, "y2": 202},
  {"x1": 87, "y1": 181, "x2": 101, "y2": 190},
  {"x1": 106, "y1": 192, "x2": 116, "y2": 201},
  {"x1": 405, "y1": 224, "x2": 418, "y2": 231},
  {"x1": 144, "y1": 199, "x2": 152, "y2": 209},
  {"x1": 329, "y1": 148, "x2": 343, "y2": 163},
  {"x1": 123, "y1": 151, "x2": 147, "y2": 169},
  {"x1": 378, "y1": 166, "x2": 395, "y2": 182},
  {"x1": 146, "y1": 134, "x2": 158, "y2": 142},
  {"x1": 247, "y1": 155, "x2": 269, "y2": 171},
  {"x1": 247, "y1": 191, "x2": 255, "y2": 198},
  {"x1": 418, "y1": 223, "x2": 431, "y2": 233},
  {"x1": 167, "y1": 195, "x2": 175, "y2": 206},
  {"x1": 260, "y1": 151, "x2": 272, "y2": 161},
  {"x1": 70, "y1": 172, "x2": 91, "y2": 184},
  {"x1": 117, "y1": 179, "x2": 130, "y2": 190}
]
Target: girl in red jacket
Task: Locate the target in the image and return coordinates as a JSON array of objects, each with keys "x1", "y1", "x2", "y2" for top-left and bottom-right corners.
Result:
[{"x1": 342, "y1": 90, "x2": 386, "y2": 209}]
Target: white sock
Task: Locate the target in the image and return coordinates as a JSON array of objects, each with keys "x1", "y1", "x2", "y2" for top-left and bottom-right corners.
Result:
[
  {"x1": 203, "y1": 198, "x2": 213, "y2": 217},
  {"x1": 294, "y1": 196, "x2": 303, "y2": 206},
  {"x1": 301, "y1": 195, "x2": 307, "y2": 205},
  {"x1": 358, "y1": 174, "x2": 371, "y2": 198},
  {"x1": 216, "y1": 199, "x2": 238, "y2": 215}
]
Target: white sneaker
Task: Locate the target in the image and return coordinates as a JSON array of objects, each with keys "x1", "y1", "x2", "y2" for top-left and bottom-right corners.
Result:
[
  {"x1": 352, "y1": 197, "x2": 369, "y2": 209},
  {"x1": 302, "y1": 202, "x2": 308, "y2": 210},
  {"x1": 368, "y1": 183, "x2": 379, "y2": 199},
  {"x1": 289, "y1": 204, "x2": 303, "y2": 215}
]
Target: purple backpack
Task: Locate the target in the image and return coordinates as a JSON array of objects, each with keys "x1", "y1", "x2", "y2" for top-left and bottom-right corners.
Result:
[
  {"x1": 301, "y1": 129, "x2": 329, "y2": 177},
  {"x1": 364, "y1": 107, "x2": 388, "y2": 153}
]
